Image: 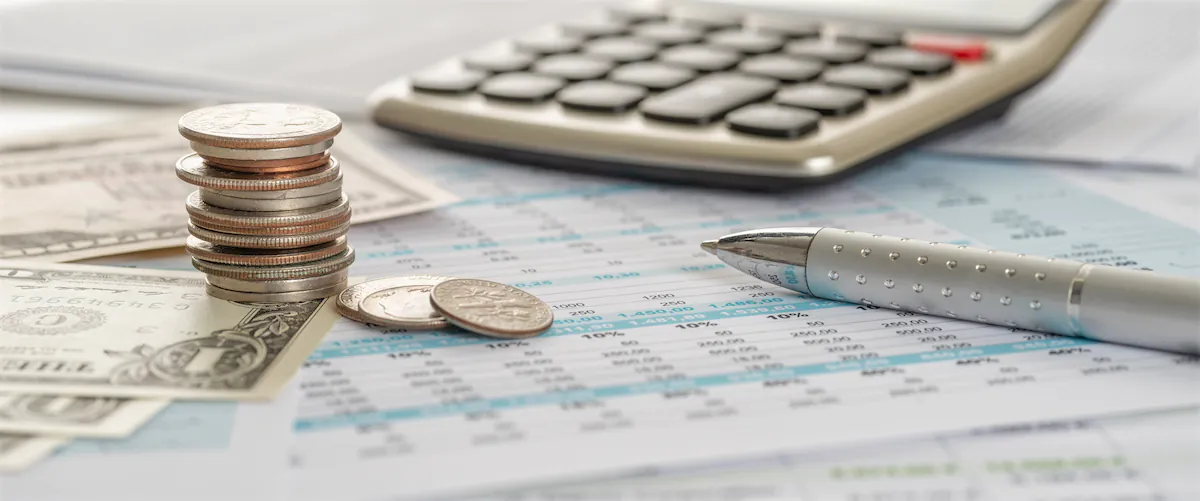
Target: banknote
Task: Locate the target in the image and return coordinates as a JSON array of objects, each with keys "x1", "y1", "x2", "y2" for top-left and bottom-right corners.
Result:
[
  {"x1": 0, "y1": 110, "x2": 458, "y2": 262},
  {"x1": 0, "y1": 434, "x2": 66, "y2": 472},
  {"x1": 0, "y1": 394, "x2": 168, "y2": 437},
  {"x1": 0, "y1": 260, "x2": 340, "y2": 399}
]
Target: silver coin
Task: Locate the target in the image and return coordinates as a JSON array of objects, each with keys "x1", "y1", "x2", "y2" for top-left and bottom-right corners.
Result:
[
  {"x1": 206, "y1": 281, "x2": 346, "y2": 303},
  {"x1": 359, "y1": 285, "x2": 451, "y2": 330},
  {"x1": 190, "y1": 138, "x2": 334, "y2": 161},
  {"x1": 188, "y1": 220, "x2": 349, "y2": 249},
  {"x1": 336, "y1": 276, "x2": 456, "y2": 325},
  {"x1": 186, "y1": 235, "x2": 349, "y2": 266},
  {"x1": 175, "y1": 153, "x2": 340, "y2": 191},
  {"x1": 199, "y1": 189, "x2": 343, "y2": 212},
  {"x1": 429, "y1": 279, "x2": 554, "y2": 339},
  {"x1": 178, "y1": 103, "x2": 342, "y2": 149},
  {"x1": 186, "y1": 192, "x2": 350, "y2": 228},
  {"x1": 200, "y1": 175, "x2": 341, "y2": 200},
  {"x1": 191, "y1": 247, "x2": 355, "y2": 281},
  {"x1": 206, "y1": 270, "x2": 349, "y2": 293}
]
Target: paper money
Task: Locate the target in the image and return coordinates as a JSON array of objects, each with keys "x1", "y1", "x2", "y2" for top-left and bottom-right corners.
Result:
[
  {"x1": 0, "y1": 394, "x2": 168, "y2": 437},
  {"x1": 0, "y1": 434, "x2": 66, "y2": 472},
  {"x1": 0, "y1": 111, "x2": 458, "y2": 262},
  {"x1": 0, "y1": 260, "x2": 340, "y2": 399}
]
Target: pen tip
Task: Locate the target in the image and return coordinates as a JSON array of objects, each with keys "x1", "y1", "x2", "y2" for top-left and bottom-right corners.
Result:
[{"x1": 700, "y1": 240, "x2": 718, "y2": 255}]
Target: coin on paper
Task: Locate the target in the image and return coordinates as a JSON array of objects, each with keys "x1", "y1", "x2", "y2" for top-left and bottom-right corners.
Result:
[
  {"x1": 178, "y1": 103, "x2": 342, "y2": 149},
  {"x1": 429, "y1": 279, "x2": 554, "y2": 339},
  {"x1": 337, "y1": 276, "x2": 455, "y2": 326},
  {"x1": 359, "y1": 285, "x2": 450, "y2": 330}
]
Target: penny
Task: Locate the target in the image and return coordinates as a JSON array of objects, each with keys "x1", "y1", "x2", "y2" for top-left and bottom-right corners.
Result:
[
  {"x1": 188, "y1": 221, "x2": 348, "y2": 249},
  {"x1": 186, "y1": 192, "x2": 350, "y2": 229},
  {"x1": 189, "y1": 139, "x2": 334, "y2": 161},
  {"x1": 199, "y1": 187, "x2": 343, "y2": 212},
  {"x1": 201, "y1": 152, "x2": 331, "y2": 173},
  {"x1": 191, "y1": 248, "x2": 355, "y2": 281},
  {"x1": 429, "y1": 279, "x2": 554, "y2": 338},
  {"x1": 359, "y1": 285, "x2": 451, "y2": 330},
  {"x1": 185, "y1": 236, "x2": 348, "y2": 267},
  {"x1": 206, "y1": 282, "x2": 345, "y2": 303},
  {"x1": 336, "y1": 275, "x2": 456, "y2": 325},
  {"x1": 206, "y1": 270, "x2": 349, "y2": 294},
  {"x1": 178, "y1": 103, "x2": 342, "y2": 149},
  {"x1": 176, "y1": 153, "x2": 340, "y2": 191}
]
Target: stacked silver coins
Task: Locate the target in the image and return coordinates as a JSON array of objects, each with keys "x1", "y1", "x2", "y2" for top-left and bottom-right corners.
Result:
[{"x1": 176, "y1": 103, "x2": 355, "y2": 302}]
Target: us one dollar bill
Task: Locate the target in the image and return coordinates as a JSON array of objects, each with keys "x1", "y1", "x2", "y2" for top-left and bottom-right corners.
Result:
[
  {"x1": 0, "y1": 394, "x2": 167, "y2": 437},
  {"x1": 0, "y1": 434, "x2": 66, "y2": 472},
  {"x1": 0, "y1": 260, "x2": 340, "y2": 400},
  {"x1": 0, "y1": 110, "x2": 458, "y2": 262}
]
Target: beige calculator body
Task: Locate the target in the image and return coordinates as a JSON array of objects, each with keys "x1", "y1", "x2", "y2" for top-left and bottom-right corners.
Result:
[{"x1": 369, "y1": 0, "x2": 1107, "y2": 189}]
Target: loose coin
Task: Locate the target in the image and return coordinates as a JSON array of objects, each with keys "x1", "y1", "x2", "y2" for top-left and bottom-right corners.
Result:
[
  {"x1": 206, "y1": 270, "x2": 349, "y2": 294},
  {"x1": 429, "y1": 278, "x2": 554, "y2": 338},
  {"x1": 175, "y1": 153, "x2": 340, "y2": 191},
  {"x1": 191, "y1": 247, "x2": 355, "y2": 281},
  {"x1": 336, "y1": 275, "x2": 456, "y2": 325},
  {"x1": 186, "y1": 192, "x2": 350, "y2": 229},
  {"x1": 189, "y1": 139, "x2": 334, "y2": 161},
  {"x1": 178, "y1": 103, "x2": 342, "y2": 149},
  {"x1": 201, "y1": 152, "x2": 331, "y2": 173},
  {"x1": 188, "y1": 220, "x2": 348, "y2": 249},
  {"x1": 185, "y1": 235, "x2": 348, "y2": 267},
  {"x1": 359, "y1": 285, "x2": 450, "y2": 330},
  {"x1": 206, "y1": 282, "x2": 346, "y2": 303},
  {"x1": 199, "y1": 188, "x2": 343, "y2": 212}
]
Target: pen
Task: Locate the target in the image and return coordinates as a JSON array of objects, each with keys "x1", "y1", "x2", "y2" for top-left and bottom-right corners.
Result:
[{"x1": 701, "y1": 227, "x2": 1200, "y2": 355}]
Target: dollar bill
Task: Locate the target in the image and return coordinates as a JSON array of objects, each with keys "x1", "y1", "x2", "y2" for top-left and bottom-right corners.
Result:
[
  {"x1": 0, "y1": 110, "x2": 458, "y2": 262},
  {"x1": 0, "y1": 434, "x2": 66, "y2": 472},
  {"x1": 0, "y1": 394, "x2": 168, "y2": 437},
  {"x1": 0, "y1": 260, "x2": 340, "y2": 400}
]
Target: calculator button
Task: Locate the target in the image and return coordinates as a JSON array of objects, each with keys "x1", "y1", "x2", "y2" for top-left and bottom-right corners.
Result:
[
  {"x1": 671, "y1": 9, "x2": 743, "y2": 31},
  {"x1": 609, "y1": 62, "x2": 696, "y2": 91},
  {"x1": 410, "y1": 66, "x2": 489, "y2": 94},
  {"x1": 632, "y1": 22, "x2": 707, "y2": 45},
  {"x1": 706, "y1": 29, "x2": 785, "y2": 54},
  {"x1": 462, "y1": 50, "x2": 536, "y2": 73},
  {"x1": 783, "y1": 39, "x2": 868, "y2": 64},
  {"x1": 746, "y1": 17, "x2": 821, "y2": 39},
  {"x1": 907, "y1": 36, "x2": 989, "y2": 61},
  {"x1": 867, "y1": 47, "x2": 953, "y2": 76},
  {"x1": 835, "y1": 26, "x2": 904, "y2": 47},
  {"x1": 557, "y1": 81, "x2": 648, "y2": 113},
  {"x1": 658, "y1": 44, "x2": 742, "y2": 72},
  {"x1": 583, "y1": 37, "x2": 661, "y2": 63},
  {"x1": 727, "y1": 104, "x2": 821, "y2": 139},
  {"x1": 609, "y1": 5, "x2": 667, "y2": 24},
  {"x1": 640, "y1": 73, "x2": 777, "y2": 125},
  {"x1": 775, "y1": 83, "x2": 866, "y2": 116},
  {"x1": 561, "y1": 18, "x2": 629, "y2": 39},
  {"x1": 478, "y1": 72, "x2": 566, "y2": 103},
  {"x1": 533, "y1": 54, "x2": 615, "y2": 81},
  {"x1": 823, "y1": 64, "x2": 910, "y2": 95},
  {"x1": 514, "y1": 32, "x2": 584, "y2": 55},
  {"x1": 738, "y1": 54, "x2": 824, "y2": 83}
]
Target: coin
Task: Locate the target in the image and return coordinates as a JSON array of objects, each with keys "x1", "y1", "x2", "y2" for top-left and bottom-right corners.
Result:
[
  {"x1": 429, "y1": 279, "x2": 554, "y2": 338},
  {"x1": 188, "y1": 221, "x2": 348, "y2": 249},
  {"x1": 359, "y1": 286, "x2": 450, "y2": 330},
  {"x1": 191, "y1": 216, "x2": 351, "y2": 236},
  {"x1": 191, "y1": 248, "x2": 355, "y2": 281},
  {"x1": 199, "y1": 187, "x2": 343, "y2": 212},
  {"x1": 207, "y1": 270, "x2": 349, "y2": 293},
  {"x1": 178, "y1": 103, "x2": 342, "y2": 149},
  {"x1": 206, "y1": 282, "x2": 345, "y2": 303},
  {"x1": 186, "y1": 192, "x2": 350, "y2": 229},
  {"x1": 336, "y1": 276, "x2": 455, "y2": 325},
  {"x1": 189, "y1": 139, "x2": 334, "y2": 161},
  {"x1": 186, "y1": 235, "x2": 348, "y2": 267},
  {"x1": 175, "y1": 153, "x2": 340, "y2": 191},
  {"x1": 199, "y1": 176, "x2": 341, "y2": 200},
  {"x1": 201, "y1": 152, "x2": 330, "y2": 173}
]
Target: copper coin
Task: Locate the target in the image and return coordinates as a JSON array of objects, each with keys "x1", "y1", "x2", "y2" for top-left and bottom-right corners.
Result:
[
  {"x1": 186, "y1": 236, "x2": 349, "y2": 266},
  {"x1": 186, "y1": 192, "x2": 350, "y2": 229},
  {"x1": 175, "y1": 153, "x2": 340, "y2": 191},
  {"x1": 178, "y1": 103, "x2": 342, "y2": 149},
  {"x1": 188, "y1": 221, "x2": 348, "y2": 249},
  {"x1": 191, "y1": 248, "x2": 356, "y2": 281},
  {"x1": 201, "y1": 152, "x2": 331, "y2": 173}
]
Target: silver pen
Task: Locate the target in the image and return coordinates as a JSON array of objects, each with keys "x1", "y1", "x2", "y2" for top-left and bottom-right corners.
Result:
[{"x1": 702, "y1": 227, "x2": 1200, "y2": 355}]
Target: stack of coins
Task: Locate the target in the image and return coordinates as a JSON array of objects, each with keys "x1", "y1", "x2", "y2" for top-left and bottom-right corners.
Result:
[
  {"x1": 337, "y1": 276, "x2": 553, "y2": 339},
  {"x1": 176, "y1": 103, "x2": 355, "y2": 302}
]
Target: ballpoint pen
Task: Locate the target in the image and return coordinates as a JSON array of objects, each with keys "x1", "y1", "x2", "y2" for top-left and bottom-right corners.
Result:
[{"x1": 701, "y1": 227, "x2": 1200, "y2": 355}]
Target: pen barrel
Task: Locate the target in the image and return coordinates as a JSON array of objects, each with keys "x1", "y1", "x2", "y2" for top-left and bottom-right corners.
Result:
[{"x1": 1076, "y1": 265, "x2": 1200, "y2": 354}]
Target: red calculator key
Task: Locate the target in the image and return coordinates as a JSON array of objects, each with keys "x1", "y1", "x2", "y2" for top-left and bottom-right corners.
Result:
[{"x1": 907, "y1": 36, "x2": 989, "y2": 62}]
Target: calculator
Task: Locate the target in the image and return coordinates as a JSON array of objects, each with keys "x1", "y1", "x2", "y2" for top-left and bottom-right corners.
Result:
[{"x1": 368, "y1": 0, "x2": 1107, "y2": 189}]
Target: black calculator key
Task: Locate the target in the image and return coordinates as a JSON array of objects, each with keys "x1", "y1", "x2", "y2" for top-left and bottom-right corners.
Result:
[
  {"x1": 823, "y1": 64, "x2": 910, "y2": 95},
  {"x1": 726, "y1": 104, "x2": 821, "y2": 138},
  {"x1": 672, "y1": 8, "x2": 743, "y2": 31},
  {"x1": 609, "y1": 5, "x2": 667, "y2": 23},
  {"x1": 836, "y1": 26, "x2": 904, "y2": 47},
  {"x1": 462, "y1": 50, "x2": 535, "y2": 73},
  {"x1": 706, "y1": 29, "x2": 785, "y2": 54},
  {"x1": 609, "y1": 62, "x2": 696, "y2": 91},
  {"x1": 640, "y1": 73, "x2": 777, "y2": 125},
  {"x1": 784, "y1": 39, "x2": 868, "y2": 64},
  {"x1": 561, "y1": 18, "x2": 629, "y2": 39},
  {"x1": 410, "y1": 66, "x2": 489, "y2": 94},
  {"x1": 632, "y1": 22, "x2": 706, "y2": 45},
  {"x1": 533, "y1": 54, "x2": 615, "y2": 81},
  {"x1": 867, "y1": 47, "x2": 954, "y2": 76},
  {"x1": 479, "y1": 72, "x2": 566, "y2": 103},
  {"x1": 747, "y1": 17, "x2": 821, "y2": 38},
  {"x1": 658, "y1": 44, "x2": 742, "y2": 72},
  {"x1": 514, "y1": 32, "x2": 584, "y2": 55},
  {"x1": 583, "y1": 37, "x2": 661, "y2": 63},
  {"x1": 557, "y1": 81, "x2": 648, "y2": 113},
  {"x1": 775, "y1": 83, "x2": 866, "y2": 116},
  {"x1": 738, "y1": 54, "x2": 824, "y2": 82}
]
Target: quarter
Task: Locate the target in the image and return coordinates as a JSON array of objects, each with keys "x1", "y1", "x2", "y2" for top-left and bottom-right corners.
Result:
[
  {"x1": 185, "y1": 236, "x2": 348, "y2": 267},
  {"x1": 199, "y1": 188, "x2": 343, "y2": 212},
  {"x1": 188, "y1": 221, "x2": 348, "y2": 249},
  {"x1": 206, "y1": 282, "x2": 345, "y2": 303},
  {"x1": 190, "y1": 248, "x2": 355, "y2": 281},
  {"x1": 175, "y1": 153, "x2": 340, "y2": 191},
  {"x1": 429, "y1": 279, "x2": 554, "y2": 339},
  {"x1": 190, "y1": 139, "x2": 334, "y2": 161},
  {"x1": 336, "y1": 276, "x2": 456, "y2": 325},
  {"x1": 359, "y1": 285, "x2": 450, "y2": 330},
  {"x1": 178, "y1": 103, "x2": 342, "y2": 149},
  {"x1": 186, "y1": 192, "x2": 351, "y2": 229},
  {"x1": 206, "y1": 270, "x2": 349, "y2": 294}
]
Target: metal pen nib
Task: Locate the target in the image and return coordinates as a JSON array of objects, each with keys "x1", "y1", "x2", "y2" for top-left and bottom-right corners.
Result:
[{"x1": 700, "y1": 240, "x2": 718, "y2": 255}]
